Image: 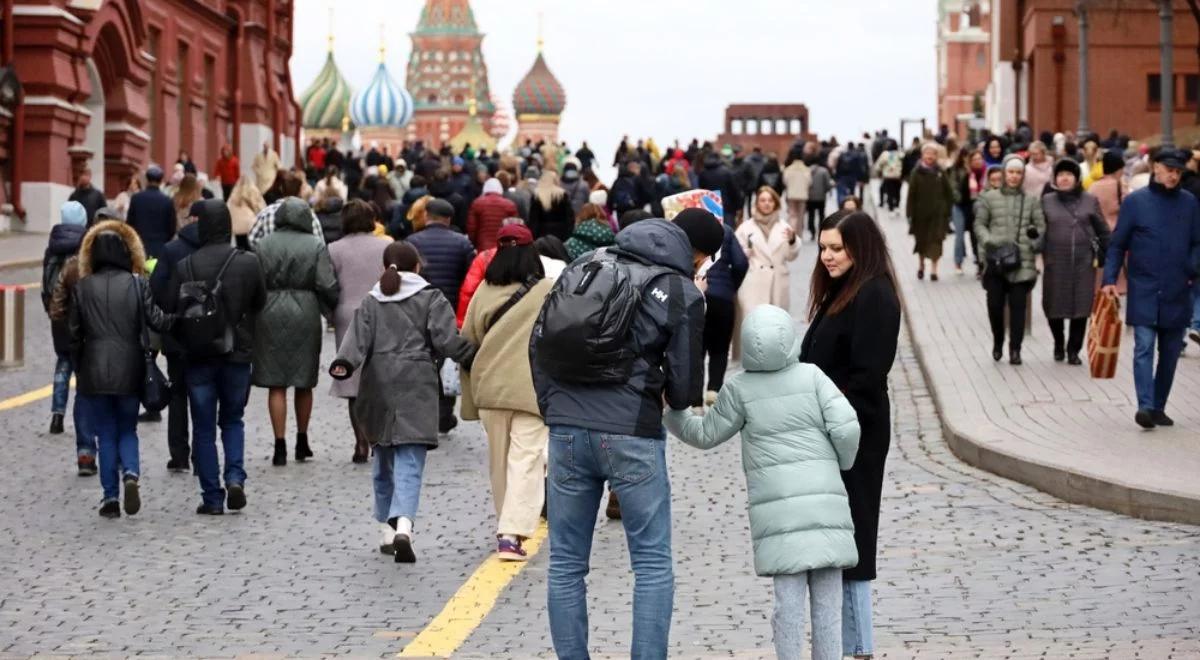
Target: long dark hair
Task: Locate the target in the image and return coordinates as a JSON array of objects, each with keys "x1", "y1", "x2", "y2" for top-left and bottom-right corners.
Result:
[
  {"x1": 808, "y1": 211, "x2": 897, "y2": 320},
  {"x1": 485, "y1": 244, "x2": 544, "y2": 285},
  {"x1": 379, "y1": 241, "x2": 421, "y2": 295}
]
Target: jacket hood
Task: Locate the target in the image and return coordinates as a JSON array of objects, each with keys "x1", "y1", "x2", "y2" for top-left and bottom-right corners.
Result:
[
  {"x1": 60, "y1": 201, "x2": 87, "y2": 227},
  {"x1": 703, "y1": 152, "x2": 723, "y2": 169},
  {"x1": 369, "y1": 272, "x2": 431, "y2": 303},
  {"x1": 178, "y1": 221, "x2": 204, "y2": 248},
  {"x1": 79, "y1": 220, "x2": 147, "y2": 277},
  {"x1": 740, "y1": 304, "x2": 801, "y2": 372},
  {"x1": 318, "y1": 197, "x2": 345, "y2": 214},
  {"x1": 47, "y1": 223, "x2": 86, "y2": 256},
  {"x1": 275, "y1": 197, "x2": 314, "y2": 233},
  {"x1": 195, "y1": 199, "x2": 231, "y2": 245},
  {"x1": 614, "y1": 218, "x2": 694, "y2": 276}
]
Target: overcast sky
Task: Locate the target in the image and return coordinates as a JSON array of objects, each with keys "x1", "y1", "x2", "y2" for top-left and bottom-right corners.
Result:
[{"x1": 290, "y1": 0, "x2": 937, "y2": 164}]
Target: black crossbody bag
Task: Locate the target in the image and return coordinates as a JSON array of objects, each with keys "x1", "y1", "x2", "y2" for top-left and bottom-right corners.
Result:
[{"x1": 987, "y1": 196, "x2": 1025, "y2": 273}]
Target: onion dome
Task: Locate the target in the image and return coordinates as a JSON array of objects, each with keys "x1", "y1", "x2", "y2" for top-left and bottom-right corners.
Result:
[
  {"x1": 299, "y1": 55, "x2": 352, "y2": 131},
  {"x1": 415, "y1": 0, "x2": 479, "y2": 35},
  {"x1": 350, "y1": 62, "x2": 415, "y2": 128},
  {"x1": 512, "y1": 52, "x2": 566, "y2": 116}
]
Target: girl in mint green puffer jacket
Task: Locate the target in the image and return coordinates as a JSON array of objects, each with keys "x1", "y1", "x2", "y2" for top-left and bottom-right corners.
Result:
[{"x1": 664, "y1": 304, "x2": 860, "y2": 660}]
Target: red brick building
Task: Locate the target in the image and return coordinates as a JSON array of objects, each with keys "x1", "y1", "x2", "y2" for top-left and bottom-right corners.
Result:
[
  {"x1": 0, "y1": 0, "x2": 299, "y2": 232},
  {"x1": 985, "y1": 0, "x2": 1200, "y2": 139},
  {"x1": 714, "y1": 104, "x2": 812, "y2": 158},
  {"x1": 937, "y1": 0, "x2": 992, "y2": 135}
]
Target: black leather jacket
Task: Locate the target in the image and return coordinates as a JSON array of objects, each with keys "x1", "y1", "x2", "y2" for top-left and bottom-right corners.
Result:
[{"x1": 70, "y1": 269, "x2": 173, "y2": 396}]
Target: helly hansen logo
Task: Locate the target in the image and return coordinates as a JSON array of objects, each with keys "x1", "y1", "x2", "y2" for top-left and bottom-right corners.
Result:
[{"x1": 650, "y1": 288, "x2": 668, "y2": 303}]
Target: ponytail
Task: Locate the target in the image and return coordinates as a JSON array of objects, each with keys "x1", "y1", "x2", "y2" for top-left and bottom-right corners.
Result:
[{"x1": 379, "y1": 241, "x2": 421, "y2": 295}]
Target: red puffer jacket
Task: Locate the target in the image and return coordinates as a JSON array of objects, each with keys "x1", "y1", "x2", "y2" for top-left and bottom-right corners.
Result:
[
  {"x1": 467, "y1": 193, "x2": 518, "y2": 251},
  {"x1": 456, "y1": 248, "x2": 496, "y2": 328}
]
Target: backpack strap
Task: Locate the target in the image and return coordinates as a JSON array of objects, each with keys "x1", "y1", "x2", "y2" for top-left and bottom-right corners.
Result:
[{"x1": 484, "y1": 275, "x2": 540, "y2": 335}]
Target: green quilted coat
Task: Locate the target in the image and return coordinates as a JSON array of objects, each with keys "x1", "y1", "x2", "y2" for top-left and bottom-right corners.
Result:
[
  {"x1": 563, "y1": 219, "x2": 616, "y2": 263},
  {"x1": 664, "y1": 304, "x2": 861, "y2": 576}
]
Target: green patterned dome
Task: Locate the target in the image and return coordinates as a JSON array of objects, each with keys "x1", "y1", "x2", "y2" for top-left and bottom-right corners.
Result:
[
  {"x1": 299, "y1": 51, "x2": 353, "y2": 131},
  {"x1": 415, "y1": 0, "x2": 478, "y2": 35}
]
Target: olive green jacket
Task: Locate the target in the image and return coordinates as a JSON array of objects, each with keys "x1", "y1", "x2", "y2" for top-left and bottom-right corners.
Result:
[{"x1": 973, "y1": 186, "x2": 1047, "y2": 283}]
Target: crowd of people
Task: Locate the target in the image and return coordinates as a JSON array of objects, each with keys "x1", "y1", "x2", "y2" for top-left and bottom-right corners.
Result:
[{"x1": 42, "y1": 119, "x2": 1197, "y2": 659}]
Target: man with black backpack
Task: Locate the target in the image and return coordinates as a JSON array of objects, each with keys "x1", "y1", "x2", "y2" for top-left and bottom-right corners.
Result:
[
  {"x1": 530, "y1": 213, "x2": 723, "y2": 659},
  {"x1": 164, "y1": 199, "x2": 267, "y2": 515}
]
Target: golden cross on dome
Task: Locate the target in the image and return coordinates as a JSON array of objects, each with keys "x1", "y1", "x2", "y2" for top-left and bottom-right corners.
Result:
[
  {"x1": 379, "y1": 23, "x2": 386, "y2": 63},
  {"x1": 327, "y1": 6, "x2": 334, "y2": 52},
  {"x1": 537, "y1": 11, "x2": 544, "y2": 53}
]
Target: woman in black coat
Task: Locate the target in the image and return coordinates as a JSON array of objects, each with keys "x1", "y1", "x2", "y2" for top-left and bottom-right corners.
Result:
[{"x1": 799, "y1": 210, "x2": 901, "y2": 660}]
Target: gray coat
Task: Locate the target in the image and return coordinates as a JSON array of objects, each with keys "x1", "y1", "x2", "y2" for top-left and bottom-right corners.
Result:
[
  {"x1": 252, "y1": 198, "x2": 340, "y2": 388},
  {"x1": 974, "y1": 186, "x2": 1047, "y2": 284},
  {"x1": 1041, "y1": 190, "x2": 1110, "y2": 320},
  {"x1": 328, "y1": 233, "x2": 391, "y2": 398},
  {"x1": 331, "y1": 275, "x2": 475, "y2": 448}
]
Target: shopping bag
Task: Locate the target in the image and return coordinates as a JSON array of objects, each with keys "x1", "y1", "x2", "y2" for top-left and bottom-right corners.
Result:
[
  {"x1": 440, "y1": 359, "x2": 462, "y2": 397},
  {"x1": 1086, "y1": 291, "x2": 1122, "y2": 379}
]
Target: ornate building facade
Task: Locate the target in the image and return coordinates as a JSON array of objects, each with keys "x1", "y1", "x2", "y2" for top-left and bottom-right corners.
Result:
[
  {"x1": 0, "y1": 0, "x2": 300, "y2": 232},
  {"x1": 406, "y1": 0, "x2": 495, "y2": 147},
  {"x1": 937, "y1": 0, "x2": 991, "y2": 136},
  {"x1": 512, "y1": 46, "x2": 565, "y2": 145}
]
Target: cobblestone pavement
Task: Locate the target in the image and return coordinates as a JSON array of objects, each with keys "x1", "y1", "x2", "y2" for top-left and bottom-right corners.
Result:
[{"x1": 2, "y1": 238, "x2": 1199, "y2": 658}]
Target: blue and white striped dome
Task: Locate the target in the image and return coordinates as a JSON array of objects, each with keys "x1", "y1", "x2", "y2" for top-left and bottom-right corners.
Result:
[{"x1": 350, "y1": 63, "x2": 414, "y2": 128}]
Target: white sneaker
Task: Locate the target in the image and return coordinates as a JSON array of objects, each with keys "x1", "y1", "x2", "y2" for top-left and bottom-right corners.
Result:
[
  {"x1": 379, "y1": 523, "x2": 396, "y2": 555},
  {"x1": 393, "y1": 517, "x2": 416, "y2": 563},
  {"x1": 704, "y1": 390, "x2": 718, "y2": 407}
]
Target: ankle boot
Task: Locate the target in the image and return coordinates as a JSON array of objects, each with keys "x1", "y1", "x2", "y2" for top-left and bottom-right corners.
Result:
[
  {"x1": 295, "y1": 433, "x2": 313, "y2": 461},
  {"x1": 272, "y1": 438, "x2": 287, "y2": 466}
]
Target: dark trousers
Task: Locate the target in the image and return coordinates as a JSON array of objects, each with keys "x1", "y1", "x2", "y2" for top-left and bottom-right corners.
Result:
[
  {"x1": 221, "y1": 183, "x2": 234, "y2": 201},
  {"x1": 166, "y1": 353, "x2": 190, "y2": 465},
  {"x1": 1048, "y1": 317, "x2": 1087, "y2": 357},
  {"x1": 880, "y1": 179, "x2": 902, "y2": 211},
  {"x1": 984, "y1": 274, "x2": 1033, "y2": 352},
  {"x1": 806, "y1": 199, "x2": 826, "y2": 238},
  {"x1": 703, "y1": 296, "x2": 736, "y2": 392}
]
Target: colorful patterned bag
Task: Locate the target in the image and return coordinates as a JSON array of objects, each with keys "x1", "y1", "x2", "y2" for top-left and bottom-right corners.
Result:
[{"x1": 1086, "y1": 291, "x2": 1122, "y2": 379}]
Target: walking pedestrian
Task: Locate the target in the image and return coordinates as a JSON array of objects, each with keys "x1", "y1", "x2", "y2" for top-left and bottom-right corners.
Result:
[
  {"x1": 111, "y1": 176, "x2": 141, "y2": 221},
  {"x1": 69, "y1": 220, "x2": 175, "y2": 517},
  {"x1": 1023, "y1": 141, "x2": 1054, "y2": 198},
  {"x1": 330, "y1": 242, "x2": 475, "y2": 562},
  {"x1": 667, "y1": 304, "x2": 862, "y2": 660},
  {"x1": 906, "y1": 143, "x2": 953, "y2": 281},
  {"x1": 563, "y1": 203, "x2": 616, "y2": 262},
  {"x1": 252, "y1": 198, "x2": 340, "y2": 465},
  {"x1": 467, "y1": 177, "x2": 519, "y2": 251},
  {"x1": 736, "y1": 187, "x2": 800, "y2": 318},
  {"x1": 783, "y1": 152, "x2": 812, "y2": 235},
  {"x1": 531, "y1": 217, "x2": 720, "y2": 659},
  {"x1": 407, "y1": 198, "x2": 476, "y2": 434},
  {"x1": 698, "y1": 151, "x2": 742, "y2": 227},
  {"x1": 252, "y1": 141, "x2": 283, "y2": 194},
  {"x1": 975, "y1": 155, "x2": 1046, "y2": 365},
  {"x1": 1101, "y1": 147, "x2": 1200, "y2": 429},
  {"x1": 172, "y1": 174, "x2": 204, "y2": 230},
  {"x1": 163, "y1": 200, "x2": 267, "y2": 514},
  {"x1": 695, "y1": 207, "x2": 748, "y2": 407},
  {"x1": 461, "y1": 224, "x2": 554, "y2": 561},
  {"x1": 873, "y1": 140, "x2": 903, "y2": 214},
  {"x1": 948, "y1": 149, "x2": 984, "y2": 276},
  {"x1": 227, "y1": 175, "x2": 265, "y2": 251},
  {"x1": 123, "y1": 166, "x2": 171, "y2": 260},
  {"x1": 529, "y1": 170, "x2": 575, "y2": 241},
  {"x1": 806, "y1": 158, "x2": 834, "y2": 241},
  {"x1": 214, "y1": 144, "x2": 240, "y2": 201},
  {"x1": 1041, "y1": 159, "x2": 1110, "y2": 365},
  {"x1": 247, "y1": 172, "x2": 324, "y2": 248},
  {"x1": 68, "y1": 168, "x2": 107, "y2": 225},
  {"x1": 327, "y1": 200, "x2": 391, "y2": 463},
  {"x1": 800, "y1": 210, "x2": 902, "y2": 660}
]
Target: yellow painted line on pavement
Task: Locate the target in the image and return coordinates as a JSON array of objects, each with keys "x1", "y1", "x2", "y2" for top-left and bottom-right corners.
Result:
[
  {"x1": 0, "y1": 378, "x2": 74, "y2": 412},
  {"x1": 398, "y1": 520, "x2": 549, "y2": 658}
]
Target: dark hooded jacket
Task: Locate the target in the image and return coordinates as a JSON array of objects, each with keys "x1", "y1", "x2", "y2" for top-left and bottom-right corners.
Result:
[
  {"x1": 150, "y1": 221, "x2": 202, "y2": 356},
  {"x1": 126, "y1": 185, "x2": 177, "y2": 258},
  {"x1": 530, "y1": 219, "x2": 707, "y2": 438},
  {"x1": 69, "y1": 221, "x2": 174, "y2": 396},
  {"x1": 42, "y1": 224, "x2": 86, "y2": 354},
  {"x1": 697, "y1": 153, "x2": 742, "y2": 222},
  {"x1": 164, "y1": 200, "x2": 268, "y2": 363}
]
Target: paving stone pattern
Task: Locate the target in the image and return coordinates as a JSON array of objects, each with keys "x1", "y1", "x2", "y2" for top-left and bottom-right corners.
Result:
[{"x1": 1, "y1": 235, "x2": 1197, "y2": 658}]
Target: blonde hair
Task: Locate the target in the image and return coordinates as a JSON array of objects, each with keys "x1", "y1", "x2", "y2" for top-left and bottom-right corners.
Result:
[
  {"x1": 535, "y1": 170, "x2": 565, "y2": 210},
  {"x1": 228, "y1": 175, "x2": 265, "y2": 214},
  {"x1": 173, "y1": 174, "x2": 202, "y2": 213},
  {"x1": 407, "y1": 195, "x2": 433, "y2": 233}
]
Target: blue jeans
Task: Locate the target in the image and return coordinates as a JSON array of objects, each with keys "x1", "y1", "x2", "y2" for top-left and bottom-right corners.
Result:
[
  {"x1": 82, "y1": 393, "x2": 140, "y2": 501},
  {"x1": 546, "y1": 425, "x2": 673, "y2": 660},
  {"x1": 1191, "y1": 279, "x2": 1200, "y2": 332},
  {"x1": 372, "y1": 444, "x2": 428, "y2": 523},
  {"x1": 842, "y1": 579, "x2": 873, "y2": 656},
  {"x1": 951, "y1": 205, "x2": 967, "y2": 267},
  {"x1": 52, "y1": 354, "x2": 71, "y2": 414},
  {"x1": 1132, "y1": 326, "x2": 1186, "y2": 412},
  {"x1": 186, "y1": 361, "x2": 252, "y2": 509},
  {"x1": 835, "y1": 177, "x2": 857, "y2": 206}
]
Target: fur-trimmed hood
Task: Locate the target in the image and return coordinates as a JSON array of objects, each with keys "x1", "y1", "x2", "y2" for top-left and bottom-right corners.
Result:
[{"x1": 79, "y1": 220, "x2": 147, "y2": 277}]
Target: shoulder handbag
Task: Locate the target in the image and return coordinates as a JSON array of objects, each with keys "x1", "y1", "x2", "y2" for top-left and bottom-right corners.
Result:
[
  {"x1": 986, "y1": 195, "x2": 1025, "y2": 273},
  {"x1": 135, "y1": 277, "x2": 172, "y2": 413}
]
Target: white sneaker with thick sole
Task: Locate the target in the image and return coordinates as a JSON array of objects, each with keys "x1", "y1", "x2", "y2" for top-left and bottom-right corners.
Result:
[
  {"x1": 379, "y1": 523, "x2": 396, "y2": 555},
  {"x1": 393, "y1": 517, "x2": 416, "y2": 563}
]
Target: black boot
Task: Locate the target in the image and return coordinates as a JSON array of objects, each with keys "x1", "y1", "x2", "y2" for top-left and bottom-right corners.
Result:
[
  {"x1": 49, "y1": 413, "x2": 64, "y2": 435},
  {"x1": 1009, "y1": 349, "x2": 1023, "y2": 366},
  {"x1": 992, "y1": 339, "x2": 1003, "y2": 362},
  {"x1": 295, "y1": 433, "x2": 313, "y2": 462},
  {"x1": 272, "y1": 438, "x2": 287, "y2": 466}
]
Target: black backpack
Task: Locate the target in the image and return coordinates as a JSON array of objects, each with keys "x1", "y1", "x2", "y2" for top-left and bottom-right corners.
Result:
[
  {"x1": 533, "y1": 248, "x2": 674, "y2": 384},
  {"x1": 176, "y1": 250, "x2": 238, "y2": 357}
]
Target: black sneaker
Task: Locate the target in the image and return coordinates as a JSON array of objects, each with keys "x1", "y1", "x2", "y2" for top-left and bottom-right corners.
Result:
[
  {"x1": 1151, "y1": 410, "x2": 1175, "y2": 427},
  {"x1": 196, "y1": 504, "x2": 225, "y2": 515},
  {"x1": 166, "y1": 458, "x2": 190, "y2": 473},
  {"x1": 393, "y1": 533, "x2": 417, "y2": 563},
  {"x1": 77, "y1": 455, "x2": 98, "y2": 476},
  {"x1": 1135, "y1": 409, "x2": 1157, "y2": 429},
  {"x1": 226, "y1": 484, "x2": 247, "y2": 511},
  {"x1": 49, "y1": 413, "x2": 64, "y2": 435},
  {"x1": 98, "y1": 500, "x2": 120, "y2": 518},
  {"x1": 137, "y1": 410, "x2": 162, "y2": 423},
  {"x1": 1053, "y1": 347, "x2": 1065, "y2": 362},
  {"x1": 123, "y1": 478, "x2": 141, "y2": 515}
]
